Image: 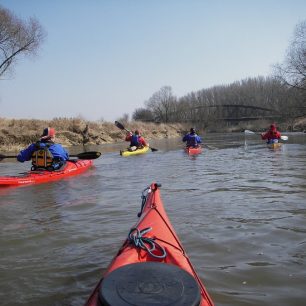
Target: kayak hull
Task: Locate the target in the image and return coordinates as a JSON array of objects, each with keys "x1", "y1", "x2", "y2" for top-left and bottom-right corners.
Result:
[
  {"x1": 185, "y1": 146, "x2": 202, "y2": 155},
  {"x1": 85, "y1": 183, "x2": 214, "y2": 306},
  {"x1": 0, "y1": 160, "x2": 93, "y2": 187},
  {"x1": 267, "y1": 143, "x2": 282, "y2": 150},
  {"x1": 120, "y1": 146, "x2": 149, "y2": 156}
]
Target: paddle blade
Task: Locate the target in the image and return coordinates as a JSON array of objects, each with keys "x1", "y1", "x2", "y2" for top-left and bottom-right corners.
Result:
[
  {"x1": 150, "y1": 147, "x2": 158, "y2": 152},
  {"x1": 115, "y1": 121, "x2": 125, "y2": 130},
  {"x1": 244, "y1": 130, "x2": 255, "y2": 134},
  {"x1": 74, "y1": 151, "x2": 101, "y2": 160},
  {"x1": 281, "y1": 135, "x2": 288, "y2": 141},
  {"x1": 0, "y1": 154, "x2": 17, "y2": 161}
]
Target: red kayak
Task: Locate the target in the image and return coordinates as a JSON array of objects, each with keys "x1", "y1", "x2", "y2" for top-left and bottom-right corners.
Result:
[
  {"x1": 185, "y1": 146, "x2": 202, "y2": 155},
  {"x1": 85, "y1": 183, "x2": 214, "y2": 306},
  {"x1": 0, "y1": 160, "x2": 93, "y2": 187}
]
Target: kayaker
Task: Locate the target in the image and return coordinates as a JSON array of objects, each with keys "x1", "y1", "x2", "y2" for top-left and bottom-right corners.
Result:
[
  {"x1": 261, "y1": 124, "x2": 281, "y2": 144},
  {"x1": 17, "y1": 127, "x2": 69, "y2": 170},
  {"x1": 125, "y1": 130, "x2": 148, "y2": 151},
  {"x1": 183, "y1": 128, "x2": 202, "y2": 147}
]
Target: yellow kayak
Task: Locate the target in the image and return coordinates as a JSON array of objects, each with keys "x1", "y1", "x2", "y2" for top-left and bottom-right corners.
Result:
[
  {"x1": 267, "y1": 143, "x2": 282, "y2": 150},
  {"x1": 120, "y1": 146, "x2": 150, "y2": 157}
]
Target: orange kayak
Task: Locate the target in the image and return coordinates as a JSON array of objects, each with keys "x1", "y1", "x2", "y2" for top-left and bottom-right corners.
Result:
[
  {"x1": 0, "y1": 160, "x2": 93, "y2": 187},
  {"x1": 185, "y1": 146, "x2": 203, "y2": 155},
  {"x1": 85, "y1": 183, "x2": 214, "y2": 306}
]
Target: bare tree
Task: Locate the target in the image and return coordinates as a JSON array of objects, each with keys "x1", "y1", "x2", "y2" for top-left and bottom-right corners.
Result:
[
  {"x1": 152, "y1": 77, "x2": 298, "y2": 127},
  {"x1": 0, "y1": 5, "x2": 46, "y2": 78},
  {"x1": 146, "y1": 86, "x2": 176, "y2": 123},
  {"x1": 132, "y1": 108, "x2": 155, "y2": 122},
  {"x1": 274, "y1": 20, "x2": 306, "y2": 91}
]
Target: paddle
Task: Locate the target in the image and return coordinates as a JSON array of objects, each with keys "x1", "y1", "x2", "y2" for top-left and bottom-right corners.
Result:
[
  {"x1": 114, "y1": 121, "x2": 158, "y2": 152},
  {"x1": 244, "y1": 130, "x2": 288, "y2": 141},
  {"x1": 202, "y1": 144, "x2": 217, "y2": 150},
  {"x1": 0, "y1": 151, "x2": 102, "y2": 162}
]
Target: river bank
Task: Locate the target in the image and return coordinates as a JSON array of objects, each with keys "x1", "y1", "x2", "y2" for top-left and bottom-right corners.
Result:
[
  {"x1": 0, "y1": 118, "x2": 187, "y2": 152},
  {"x1": 1, "y1": 117, "x2": 305, "y2": 153}
]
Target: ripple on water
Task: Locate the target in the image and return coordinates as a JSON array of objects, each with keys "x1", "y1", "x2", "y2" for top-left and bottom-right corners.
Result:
[{"x1": 0, "y1": 135, "x2": 306, "y2": 306}]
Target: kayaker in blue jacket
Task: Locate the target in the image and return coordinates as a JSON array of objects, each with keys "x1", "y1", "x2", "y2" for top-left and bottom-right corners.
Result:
[
  {"x1": 17, "y1": 127, "x2": 69, "y2": 170},
  {"x1": 183, "y1": 128, "x2": 202, "y2": 147}
]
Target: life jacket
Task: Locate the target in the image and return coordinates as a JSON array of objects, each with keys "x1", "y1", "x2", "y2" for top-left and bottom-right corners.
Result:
[
  {"x1": 267, "y1": 138, "x2": 279, "y2": 144},
  {"x1": 130, "y1": 134, "x2": 140, "y2": 147},
  {"x1": 31, "y1": 142, "x2": 55, "y2": 170},
  {"x1": 187, "y1": 134, "x2": 198, "y2": 147}
]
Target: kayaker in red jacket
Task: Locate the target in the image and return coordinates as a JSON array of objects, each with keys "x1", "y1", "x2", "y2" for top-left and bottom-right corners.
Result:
[
  {"x1": 125, "y1": 130, "x2": 148, "y2": 150},
  {"x1": 261, "y1": 124, "x2": 281, "y2": 144}
]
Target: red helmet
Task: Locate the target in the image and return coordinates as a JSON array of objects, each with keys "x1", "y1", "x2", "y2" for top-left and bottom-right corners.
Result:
[
  {"x1": 41, "y1": 127, "x2": 55, "y2": 140},
  {"x1": 270, "y1": 124, "x2": 276, "y2": 131}
]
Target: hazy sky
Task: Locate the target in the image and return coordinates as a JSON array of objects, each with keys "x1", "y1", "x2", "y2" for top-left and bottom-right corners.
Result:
[{"x1": 0, "y1": 0, "x2": 305, "y2": 122}]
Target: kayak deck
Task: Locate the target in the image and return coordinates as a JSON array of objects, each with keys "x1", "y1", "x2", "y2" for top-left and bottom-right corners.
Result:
[
  {"x1": 85, "y1": 183, "x2": 214, "y2": 306},
  {"x1": 120, "y1": 146, "x2": 149, "y2": 156},
  {"x1": 0, "y1": 160, "x2": 93, "y2": 187},
  {"x1": 267, "y1": 143, "x2": 282, "y2": 150},
  {"x1": 185, "y1": 146, "x2": 203, "y2": 155}
]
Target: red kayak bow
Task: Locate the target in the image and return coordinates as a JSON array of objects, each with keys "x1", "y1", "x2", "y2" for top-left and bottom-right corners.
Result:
[{"x1": 85, "y1": 183, "x2": 214, "y2": 306}]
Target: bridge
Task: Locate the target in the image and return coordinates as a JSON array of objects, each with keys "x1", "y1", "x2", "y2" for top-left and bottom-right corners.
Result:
[
  {"x1": 190, "y1": 104, "x2": 282, "y2": 122},
  {"x1": 152, "y1": 104, "x2": 301, "y2": 123}
]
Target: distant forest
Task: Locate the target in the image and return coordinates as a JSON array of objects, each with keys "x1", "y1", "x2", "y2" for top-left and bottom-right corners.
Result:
[{"x1": 132, "y1": 21, "x2": 306, "y2": 131}]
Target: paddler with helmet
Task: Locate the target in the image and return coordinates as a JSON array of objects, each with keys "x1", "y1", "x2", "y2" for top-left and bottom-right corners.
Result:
[
  {"x1": 17, "y1": 127, "x2": 69, "y2": 170},
  {"x1": 182, "y1": 127, "x2": 202, "y2": 148},
  {"x1": 261, "y1": 124, "x2": 282, "y2": 144},
  {"x1": 125, "y1": 129, "x2": 148, "y2": 151}
]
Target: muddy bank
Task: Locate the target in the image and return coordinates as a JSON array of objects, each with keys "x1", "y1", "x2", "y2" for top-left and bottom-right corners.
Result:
[
  {"x1": 0, "y1": 118, "x2": 186, "y2": 153},
  {"x1": 1, "y1": 117, "x2": 305, "y2": 153}
]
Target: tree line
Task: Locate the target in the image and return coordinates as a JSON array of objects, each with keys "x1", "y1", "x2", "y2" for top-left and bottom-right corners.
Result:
[
  {"x1": 133, "y1": 20, "x2": 306, "y2": 130},
  {"x1": 0, "y1": 5, "x2": 305, "y2": 130}
]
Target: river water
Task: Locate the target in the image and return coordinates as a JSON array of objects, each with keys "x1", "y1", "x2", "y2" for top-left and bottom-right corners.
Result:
[{"x1": 0, "y1": 132, "x2": 305, "y2": 306}]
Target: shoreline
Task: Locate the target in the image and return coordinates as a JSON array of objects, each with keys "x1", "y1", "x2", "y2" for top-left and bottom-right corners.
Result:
[
  {"x1": 1, "y1": 117, "x2": 305, "y2": 153},
  {"x1": 0, "y1": 118, "x2": 186, "y2": 153}
]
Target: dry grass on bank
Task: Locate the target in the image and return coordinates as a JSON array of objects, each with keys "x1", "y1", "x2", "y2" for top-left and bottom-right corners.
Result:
[
  {"x1": 1, "y1": 116, "x2": 304, "y2": 153},
  {"x1": 0, "y1": 117, "x2": 185, "y2": 153}
]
